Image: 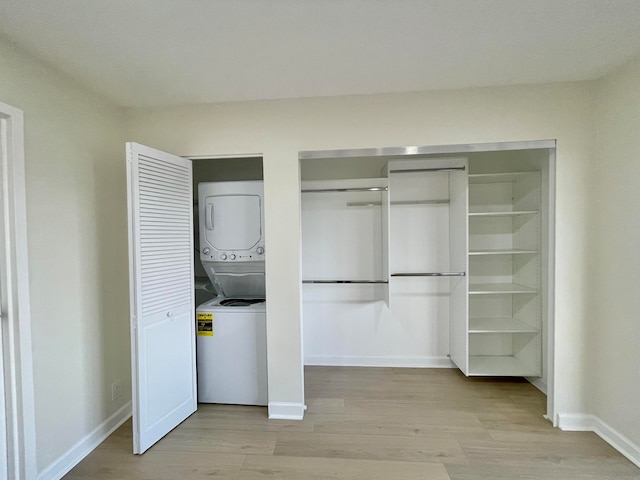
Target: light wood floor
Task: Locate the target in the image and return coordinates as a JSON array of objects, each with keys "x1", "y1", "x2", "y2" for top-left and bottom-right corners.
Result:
[{"x1": 65, "y1": 367, "x2": 640, "y2": 479}]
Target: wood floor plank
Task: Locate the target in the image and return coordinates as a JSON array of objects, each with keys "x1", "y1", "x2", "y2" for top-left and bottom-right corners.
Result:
[
  {"x1": 313, "y1": 413, "x2": 490, "y2": 440},
  {"x1": 305, "y1": 397, "x2": 345, "y2": 414},
  {"x1": 181, "y1": 404, "x2": 315, "y2": 433},
  {"x1": 445, "y1": 462, "x2": 640, "y2": 480},
  {"x1": 459, "y1": 436, "x2": 629, "y2": 467},
  {"x1": 152, "y1": 428, "x2": 277, "y2": 455},
  {"x1": 273, "y1": 431, "x2": 468, "y2": 464},
  {"x1": 64, "y1": 449, "x2": 245, "y2": 480},
  {"x1": 239, "y1": 454, "x2": 451, "y2": 480}
]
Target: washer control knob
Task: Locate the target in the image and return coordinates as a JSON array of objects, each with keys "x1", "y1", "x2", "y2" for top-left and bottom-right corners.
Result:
[
  {"x1": 220, "y1": 253, "x2": 227, "y2": 260},
  {"x1": 202, "y1": 247, "x2": 210, "y2": 255},
  {"x1": 229, "y1": 254, "x2": 237, "y2": 260},
  {"x1": 256, "y1": 246, "x2": 265, "y2": 255}
]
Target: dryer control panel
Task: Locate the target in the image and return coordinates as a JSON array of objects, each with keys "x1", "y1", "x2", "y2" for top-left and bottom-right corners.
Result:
[{"x1": 202, "y1": 246, "x2": 265, "y2": 262}]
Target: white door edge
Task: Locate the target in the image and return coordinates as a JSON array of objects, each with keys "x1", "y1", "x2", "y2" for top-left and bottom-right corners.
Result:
[{"x1": 0, "y1": 101, "x2": 37, "y2": 479}]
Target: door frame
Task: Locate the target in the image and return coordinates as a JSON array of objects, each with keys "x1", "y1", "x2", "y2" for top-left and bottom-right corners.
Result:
[
  {"x1": 0, "y1": 101, "x2": 37, "y2": 479},
  {"x1": 299, "y1": 139, "x2": 557, "y2": 422}
]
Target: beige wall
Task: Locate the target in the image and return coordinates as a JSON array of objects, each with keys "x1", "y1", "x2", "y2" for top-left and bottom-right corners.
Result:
[
  {"x1": 0, "y1": 38, "x2": 129, "y2": 471},
  {"x1": 589, "y1": 54, "x2": 640, "y2": 445},
  {"x1": 126, "y1": 81, "x2": 597, "y2": 417}
]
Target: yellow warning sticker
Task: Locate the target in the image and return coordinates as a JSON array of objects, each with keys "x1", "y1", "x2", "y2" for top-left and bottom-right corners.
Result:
[{"x1": 197, "y1": 312, "x2": 213, "y2": 336}]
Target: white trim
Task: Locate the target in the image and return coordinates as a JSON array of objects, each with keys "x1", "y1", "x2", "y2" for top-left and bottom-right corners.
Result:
[
  {"x1": 299, "y1": 139, "x2": 557, "y2": 160},
  {"x1": 526, "y1": 376, "x2": 547, "y2": 395},
  {"x1": 304, "y1": 355, "x2": 455, "y2": 368},
  {"x1": 556, "y1": 413, "x2": 595, "y2": 431},
  {"x1": 557, "y1": 413, "x2": 640, "y2": 468},
  {"x1": 299, "y1": 139, "x2": 557, "y2": 425},
  {"x1": 545, "y1": 148, "x2": 557, "y2": 422},
  {"x1": 268, "y1": 402, "x2": 306, "y2": 420},
  {"x1": 37, "y1": 402, "x2": 132, "y2": 480},
  {"x1": 187, "y1": 153, "x2": 263, "y2": 160},
  {"x1": 0, "y1": 101, "x2": 37, "y2": 480}
]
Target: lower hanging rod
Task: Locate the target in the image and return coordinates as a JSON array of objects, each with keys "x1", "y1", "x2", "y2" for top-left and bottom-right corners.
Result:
[
  {"x1": 391, "y1": 272, "x2": 466, "y2": 277},
  {"x1": 302, "y1": 280, "x2": 389, "y2": 284},
  {"x1": 389, "y1": 166, "x2": 466, "y2": 174}
]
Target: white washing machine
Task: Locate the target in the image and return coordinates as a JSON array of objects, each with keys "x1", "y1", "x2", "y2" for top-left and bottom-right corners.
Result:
[{"x1": 196, "y1": 297, "x2": 267, "y2": 405}]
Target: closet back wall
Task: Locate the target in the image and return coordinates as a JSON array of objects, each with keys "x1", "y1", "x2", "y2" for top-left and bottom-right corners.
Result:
[{"x1": 125, "y1": 81, "x2": 594, "y2": 419}]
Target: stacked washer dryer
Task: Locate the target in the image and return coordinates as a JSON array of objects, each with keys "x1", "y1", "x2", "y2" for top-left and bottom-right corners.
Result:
[{"x1": 196, "y1": 180, "x2": 267, "y2": 406}]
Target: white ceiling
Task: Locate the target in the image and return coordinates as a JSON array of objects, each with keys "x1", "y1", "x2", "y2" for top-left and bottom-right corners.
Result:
[{"x1": 1, "y1": 0, "x2": 640, "y2": 108}]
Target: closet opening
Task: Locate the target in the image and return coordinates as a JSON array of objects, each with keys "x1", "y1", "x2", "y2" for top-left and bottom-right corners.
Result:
[
  {"x1": 190, "y1": 155, "x2": 268, "y2": 407},
  {"x1": 299, "y1": 141, "x2": 556, "y2": 421}
]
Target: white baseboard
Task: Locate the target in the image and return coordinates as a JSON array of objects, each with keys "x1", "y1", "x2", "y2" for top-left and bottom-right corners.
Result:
[
  {"x1": 304, "y1": 355, "x2": 455, "y2": 368},
  {"x1": 268, "y1": 402, "x2": 306, "y2": 420},
  {"x1": 557, "y1": 413, "x2": 640, "y2": 468},
  {"x1": 556, "y1": 413, "x2": 595, "y2": 431},
  {"x1": 38, "y1": 401, "x2": 132, "y2": 480}
]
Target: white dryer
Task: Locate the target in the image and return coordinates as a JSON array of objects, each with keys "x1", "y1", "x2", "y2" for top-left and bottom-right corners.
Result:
[
  {"x1": 196, "y1": 297, "x2": 267, "y2": 405},
  {"x1": 198, "y1": 180, "x2": 265, "y2": 297}
]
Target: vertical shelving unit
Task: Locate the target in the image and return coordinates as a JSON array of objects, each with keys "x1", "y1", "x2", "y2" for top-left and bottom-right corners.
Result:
[
  {"x1": 386, "y1": 159, "x2": 468, "y2": 367},
  {"x1": 467, "y1": 171, "x2": 542, "y2": 376}
]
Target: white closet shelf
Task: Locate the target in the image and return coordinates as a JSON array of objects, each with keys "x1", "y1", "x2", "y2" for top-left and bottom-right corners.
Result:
[
  {"x1": 469, "y1": 283, "x2": 537, "y2": 294},
  {"x1": 468, "y1": 355, "x2": 541, "y2": 377},
  {"x1": 468, "y1": 210, "x2": 538, "y2": 217},
  {"x1": 469, "y1": 248, "x2": 537, "y2": 256},
  {"x1": 469, "y1": 317, "x2": 539, "y2": 333},
  {"x1": 468, "y1": 171, "x2": 540, "y2": 184}
]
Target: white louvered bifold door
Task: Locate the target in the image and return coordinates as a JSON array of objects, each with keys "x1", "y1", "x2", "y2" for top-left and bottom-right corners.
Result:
[{"x1": 126, "y1": 142, "x2": 196, "y2": 454}]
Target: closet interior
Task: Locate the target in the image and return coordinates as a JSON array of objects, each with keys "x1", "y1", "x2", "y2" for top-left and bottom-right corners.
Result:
[{"x1": 300, "y1": 146, "x2": 553, "y2": 388}]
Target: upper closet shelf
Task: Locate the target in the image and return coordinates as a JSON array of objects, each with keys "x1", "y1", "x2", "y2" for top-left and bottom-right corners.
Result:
[
  {"x1": 469, "y1": 283, "x2": 538, "y2": 294},
  {"x1": 468, "y1": 210, "x2": 538, "y2": 217},
  {"x1": 469, "y1": 248, "x2": 537, "y2": 256},
  {"x1": 468, "y1": 171, "x2": 540, "y2": 184}
]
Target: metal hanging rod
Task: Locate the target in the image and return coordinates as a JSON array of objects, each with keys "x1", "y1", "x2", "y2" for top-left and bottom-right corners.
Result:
[
  {"x1": 389, "y1": 166, "x2": 466, "y2": 174},
  {"x1": 301, "y1": 186, "x2": 388, "y2": 193},
  {"x1": 347, "y1": 199, "x2": 449, "y2": 207},
  {"x1": 391, "y1": 272, "x2": 466, "y2": 277},
  {"x1": 302, "y1": 280, "x2": 389, "y2": 284}
]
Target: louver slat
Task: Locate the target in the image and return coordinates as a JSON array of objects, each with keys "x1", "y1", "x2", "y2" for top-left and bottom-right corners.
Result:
[{"x1": 136, "y1": 155, "x2": 193, "y2": 317}]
